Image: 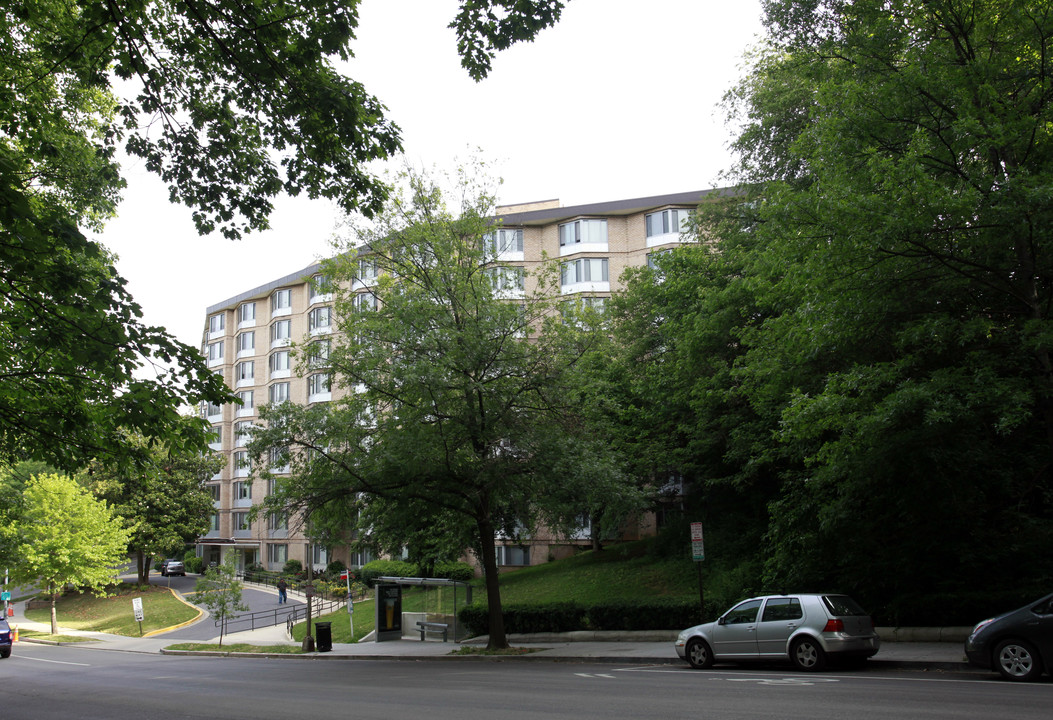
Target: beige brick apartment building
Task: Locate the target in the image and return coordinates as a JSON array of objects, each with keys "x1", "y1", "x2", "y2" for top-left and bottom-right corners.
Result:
[{"x1": 197, "y1": 189, "x2": 715, "y2": 573}]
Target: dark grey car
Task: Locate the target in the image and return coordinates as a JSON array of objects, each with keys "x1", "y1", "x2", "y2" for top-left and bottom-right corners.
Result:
[
  {"x1": 675, "y1": 593, "x2": 880, "y2": 671},
  {"x1": 965, "y1": 592, "x2": 1053, "y2": 681}
]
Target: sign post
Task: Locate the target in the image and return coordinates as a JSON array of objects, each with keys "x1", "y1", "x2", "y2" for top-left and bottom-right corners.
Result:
[
  {"x1": 132, "y1": 597, "x2": 144, "y2": 636},
  {"x1": 691, "y1": 522, "x2": 705, "y2": 622}
]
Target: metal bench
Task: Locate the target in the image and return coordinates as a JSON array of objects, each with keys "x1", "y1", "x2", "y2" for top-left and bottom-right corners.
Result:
[{"x1": 417, "y1": 621, "x2": 449, "y2": 642}]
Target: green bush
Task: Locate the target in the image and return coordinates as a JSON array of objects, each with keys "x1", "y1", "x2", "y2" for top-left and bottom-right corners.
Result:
[
  {"x1": 359, "y1": 559, "x2": 419, "y2": 587},
  {"x1": 434, "y1": 561, "x2": 475, "y2": 582},
  {"x1": 458, "y1": 599, "x2": 706, "y2": 636},
  {"x1": 325, "y1": 559, "x2": 347, "y2": 579},
  {"x1": 282, "y1": 559, "x2": 303, "y2": 575}
]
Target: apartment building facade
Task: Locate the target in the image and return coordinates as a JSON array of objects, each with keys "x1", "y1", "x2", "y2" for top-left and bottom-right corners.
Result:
[{"x1": 197, "y1": 189, "x2": 715, "y2": 572}]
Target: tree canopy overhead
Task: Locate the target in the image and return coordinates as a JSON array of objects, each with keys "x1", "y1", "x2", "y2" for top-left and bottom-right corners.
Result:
[{"x1": 0, "y1": 0, "x2": 565, "y2": 471}]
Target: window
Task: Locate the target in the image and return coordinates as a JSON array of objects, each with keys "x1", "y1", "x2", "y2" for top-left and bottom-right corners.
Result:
[
  {"x1": 268, "y1": 543, "x2": 288, "y2": 565},
  {"x1": 237, "y1": 390, "x2": 254, "y2": 416},
  {"x1": 483, "y1": 228, "x2": 524, "y2": 256},
  {"x1": 271, "y1": 288, "x2": 292, "y2": 314},
  {"x1": 206, "y1": 340, "x2": 223, "y2": 365},
  {"x1": 204, "y1": 401, "x2": 223, "y2": 419},
  {"x1": 308, "y1": 373, "x2": 332, "y2": 402},
  {"x1": 496, "y1": 545, "x2": 530, "y2": 566},
  {"x1": 309, "y1": 306, "x2": 332, "y2": 334},
  {"x1": 237, "y1": 331, "x2": 255, "y2": 357},
  {"x1": 208, "y1": 425, "x2": 221, "y2": 449},
  {"x1": 238, "y1": 302, "x2": 256, "y2": 326},
  {"x1": 761, "y1": 598, "x2": 803, "y2": 622},
  {"x1": 310, "y1": 274, "x2": 334, "y2": 301},
  {"x1": 208, "y1": 513, "x2": 220, "y2": 533},
  {"x1": 723, "y1": 599, "x2": 763, "y2": 625},
  {"x1": 269, "y1": 382, "x2": 290, "y2": 405},
  {"x1": 234, "y1": 450, "x2": 251, "y2": 477},
  {"x1": 235, "y1": 480, "x2": 252, "y2": 501},
  {"x1": 559, "y1": 219, "x2": 607, "y2": 247},
  {"x1": 308, "y1": 340, "x2": 331, "y2": 369},
  {"x1": 233, "y1": 512, "x2": 251, "y2": 532},
  {"x1": 269, "y1": 446, "x2": 290, "y2": 473},
  {"x1": 561, "y1": 257, "x2": 609, "y2": 286},
  {"x1": 268, "y1": 513, "x2": 288, "y2": 531},
  {"x1": 271, "y1": 319, "x2": 291, "y2": 347},
  {"x1": 645, "y1": 208, "x2": 690, "y2": 238},
  {"x1": 236, "y1": 361, "x2": 255, "y2": 386},
  {"x1": 234, "y1": 421, "x2": 253, "y2": 446},
  {"x1": 208, "y1": 484, "x2": 221, "y2": 503},
  {"x1": 352, "y1": 292, "x2": 377, "y2": 312},
  {"x1": 208, "y1": 313, "x2": 225, "y2": 336},
  {"x1": 310, "y1": 544, "x2": 329, "y2": 566},
  {"x1": 269, "y1": 350, "x2": 291, "y2": 379},
  {"x1": 357, "y1": 258, "x2": 378, "y2": 283},
  {"x1": 487, "y1": 266, "x2": 525, "y2": 293}
]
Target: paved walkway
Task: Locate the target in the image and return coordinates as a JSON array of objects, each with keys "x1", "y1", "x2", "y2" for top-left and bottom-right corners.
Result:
[{"x1": 7, "y1": 575, "x2": 972, "y2": 670}]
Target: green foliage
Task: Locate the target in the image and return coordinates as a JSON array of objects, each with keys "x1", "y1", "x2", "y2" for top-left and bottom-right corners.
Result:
[
  {"x1": 249, "y1": 164, "x2": 634, "y2": 649},
  {"x1": 194, "y1": 554, "x2": 249, "y2": 647},
  {"x1": 88, "y1": 428, "x2": 222, "y2": 583},
  {"x1": 598, "y1": 0, "x2": 1053, "y2": 614},
  {"x1": 457, "y1": 599, "x2": 705, "y2": 635},
  {"x1": 0, "y1": 1, "x2": 564, "y2": 473},
  {"x1": 359, "y1": 560, "x2": 420, "y2": 588},
  {"x1": 183, "y1": 552, "x2": 204, "y2": 575},
  {"x1": 10, "y1": 472, "x2": 131, "y2": 633},
  {"x1": 434, "y1": 562, "x2": 475, "y2": 583},
  {"x1": 282, "y1": 559, "x2": 303, "y2": 576}
]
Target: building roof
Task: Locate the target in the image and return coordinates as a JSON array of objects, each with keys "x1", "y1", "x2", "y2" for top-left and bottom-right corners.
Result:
[{"x1": 205, "y1": 187, "x2": 731, "y2": 317}]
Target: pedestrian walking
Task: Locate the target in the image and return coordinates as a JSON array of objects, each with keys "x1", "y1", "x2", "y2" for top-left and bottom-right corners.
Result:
[{"x1": 277, "y1": 577, "x2": 288, "y2": 604}]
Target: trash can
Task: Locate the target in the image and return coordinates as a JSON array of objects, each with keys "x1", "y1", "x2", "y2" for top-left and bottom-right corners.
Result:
[{"x1": 315, "y1": 622, "x2": 332, "y2": 652}]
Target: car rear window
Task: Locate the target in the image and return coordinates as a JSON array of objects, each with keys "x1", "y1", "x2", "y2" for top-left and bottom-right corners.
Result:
[{"x1": 822, "y1": 595, "x2": 867, "y2": 616}]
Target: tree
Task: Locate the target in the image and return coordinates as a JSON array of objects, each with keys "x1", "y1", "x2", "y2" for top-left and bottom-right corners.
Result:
[
  {"x1": 664, "y1": 0, "x2": 1053, "y2": 616},
  {"x1": 88, "y1": 428, "x2": 224, "y2": 584},
  {"x1": 248, "y1": 166, "x2": 631, "y2": 648},
  {"x1": 194, "y1": 553, "x2": 248, "y2": 647},
  {"x1": 10, "y1": 473, "x2": 131, "y2": 634},
  {"x1": 1, "y1": 1, "x2": 565, "y2": 472}
]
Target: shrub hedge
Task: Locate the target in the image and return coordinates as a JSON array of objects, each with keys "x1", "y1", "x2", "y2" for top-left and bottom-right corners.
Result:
[{"x1": 458, "y1": 599, "x2": 706, "y2": 635}]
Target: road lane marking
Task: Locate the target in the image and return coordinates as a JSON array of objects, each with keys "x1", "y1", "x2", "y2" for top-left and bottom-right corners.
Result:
[{"x1": 15, "y1": 655, "x2": 90, "y2": 667}]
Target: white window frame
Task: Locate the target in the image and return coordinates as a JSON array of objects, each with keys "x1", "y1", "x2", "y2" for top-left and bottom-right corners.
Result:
[
  {"x1": 238, "y1": 302, "x2": 256, "y2": 328},
  {"x1": 270, "y1": 319, "x2": 291, "y2": 348},
  {"x1": 269, "y1": 350, "x2": 291, "y2": 379},
  {"x1": 558, "y1": 219, "x2": 608, "y2": 256},
  {"x1": 308, "y1": 373, "x2": 332, "y2": 403},
  {"x1": 207, "y1": 340, "x2": 224, "y2": 367},
  {"x1": 208, "y1": 313, "x2": 225, "y2": 339},
  {"x1": 269, "y1": 382, "x2": 290, "y2": 405},
  {"x1": 309, "y1": 306, "x2": 333, "y2": 335},
  {"x1": 271, "y1": 288, "x2": 292, "y2": 317},
  {"x1": 237, "y1": 331, "x2": 255, "y2": 358},
  {"x1": 560, "y1": 257, "x2": 610, "y2": 294},
  {"x1": 237, "y1": 390, "x2": 254, "y2": 417},
  {"x1": 235, "y1": 361, "x2": 255, "y2": 388},
  {"x1": 645, "y1": 208, "x2": 690, "y2": 246}
]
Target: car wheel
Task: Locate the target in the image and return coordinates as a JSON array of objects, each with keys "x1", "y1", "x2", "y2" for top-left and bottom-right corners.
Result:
[
  {"x1": 686, "y1": 638, "x2": 714, "y2": 669},
  {"x1": 791, "y1": 636, "x2": 827, "y2": 672},
  {"x1": 1, "y1": 648, "x2": 10, "y2": 659},
  {"x1": 994, "y1": 639, "x2": 1044, "y2": 682}
]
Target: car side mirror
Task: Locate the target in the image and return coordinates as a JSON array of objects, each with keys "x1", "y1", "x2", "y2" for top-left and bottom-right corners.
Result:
[{"x1": 717, "y1": 617, "x2": 726, "y2": 626}]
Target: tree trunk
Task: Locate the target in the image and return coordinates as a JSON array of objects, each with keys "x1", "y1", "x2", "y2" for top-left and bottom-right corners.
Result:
[
  {"x1": 476, "y1": 515, "x2": 507, "y2": 650},
  {"x1": 136, "y1": 548, "x2": 149, "y2": 585},
  {"x1": 49, "y1": 583, "x2": 58, "y2": 635}
]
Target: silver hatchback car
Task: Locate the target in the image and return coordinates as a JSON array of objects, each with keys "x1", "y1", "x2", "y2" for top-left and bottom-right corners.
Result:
[{"x1": 675, "y1": 594, "x2": 880, "y2": 671}]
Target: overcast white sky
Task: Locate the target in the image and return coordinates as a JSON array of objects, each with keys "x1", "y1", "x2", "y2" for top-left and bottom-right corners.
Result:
[{"x1": 95, "y1": 0, "x2": 764, "y2": 355}]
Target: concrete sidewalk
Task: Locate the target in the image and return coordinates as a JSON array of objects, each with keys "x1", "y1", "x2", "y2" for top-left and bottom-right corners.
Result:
[{"x1": 12, "y1": 611, "x2": 970, "y2": 670}]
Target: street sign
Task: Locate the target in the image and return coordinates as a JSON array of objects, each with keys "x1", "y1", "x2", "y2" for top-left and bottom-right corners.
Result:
[
  {"x1": 132, "y1": 597, "x2": 144, "y2": 622},
  {"x1": 0, "y1": 591, "x2": 10, "y2": 602},
  {"x1": 690, "y1": 522, "x2": 705, "y2": 561}
]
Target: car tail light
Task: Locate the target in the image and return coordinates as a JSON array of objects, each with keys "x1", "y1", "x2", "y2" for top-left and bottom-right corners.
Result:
[{"x1": 823, "y1": 619, "x2": 845, "y2": 633}]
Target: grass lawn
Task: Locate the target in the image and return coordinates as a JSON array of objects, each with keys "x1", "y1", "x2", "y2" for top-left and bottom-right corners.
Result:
[
  {"x1": 24, "y1": 582, "x2": 200, "y2": 636},
  {"x1": 292, "y1": 539, "x2": 699, "y2": 643},
  {"x1": 165, "y1": 642, "x2": 304, "y2": 654}
]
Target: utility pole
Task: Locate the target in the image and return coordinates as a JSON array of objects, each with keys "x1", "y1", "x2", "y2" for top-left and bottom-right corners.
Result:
[{"x1": 301, "y1": 556, "x2": 315, "y2": 652}]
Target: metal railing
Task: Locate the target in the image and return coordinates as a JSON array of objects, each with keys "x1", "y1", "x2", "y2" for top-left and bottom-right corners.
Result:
[{"x1": 215, "y1": 573, "x2": 346, "y2": 633}]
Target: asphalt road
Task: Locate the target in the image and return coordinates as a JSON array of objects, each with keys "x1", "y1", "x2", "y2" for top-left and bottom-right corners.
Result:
[
  {"x1": 145, "y1": 573, "x2": 304, "y2": 641},
  {"x1": 3, "y1": 642, "x2": 1050, "y2": 720}
]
